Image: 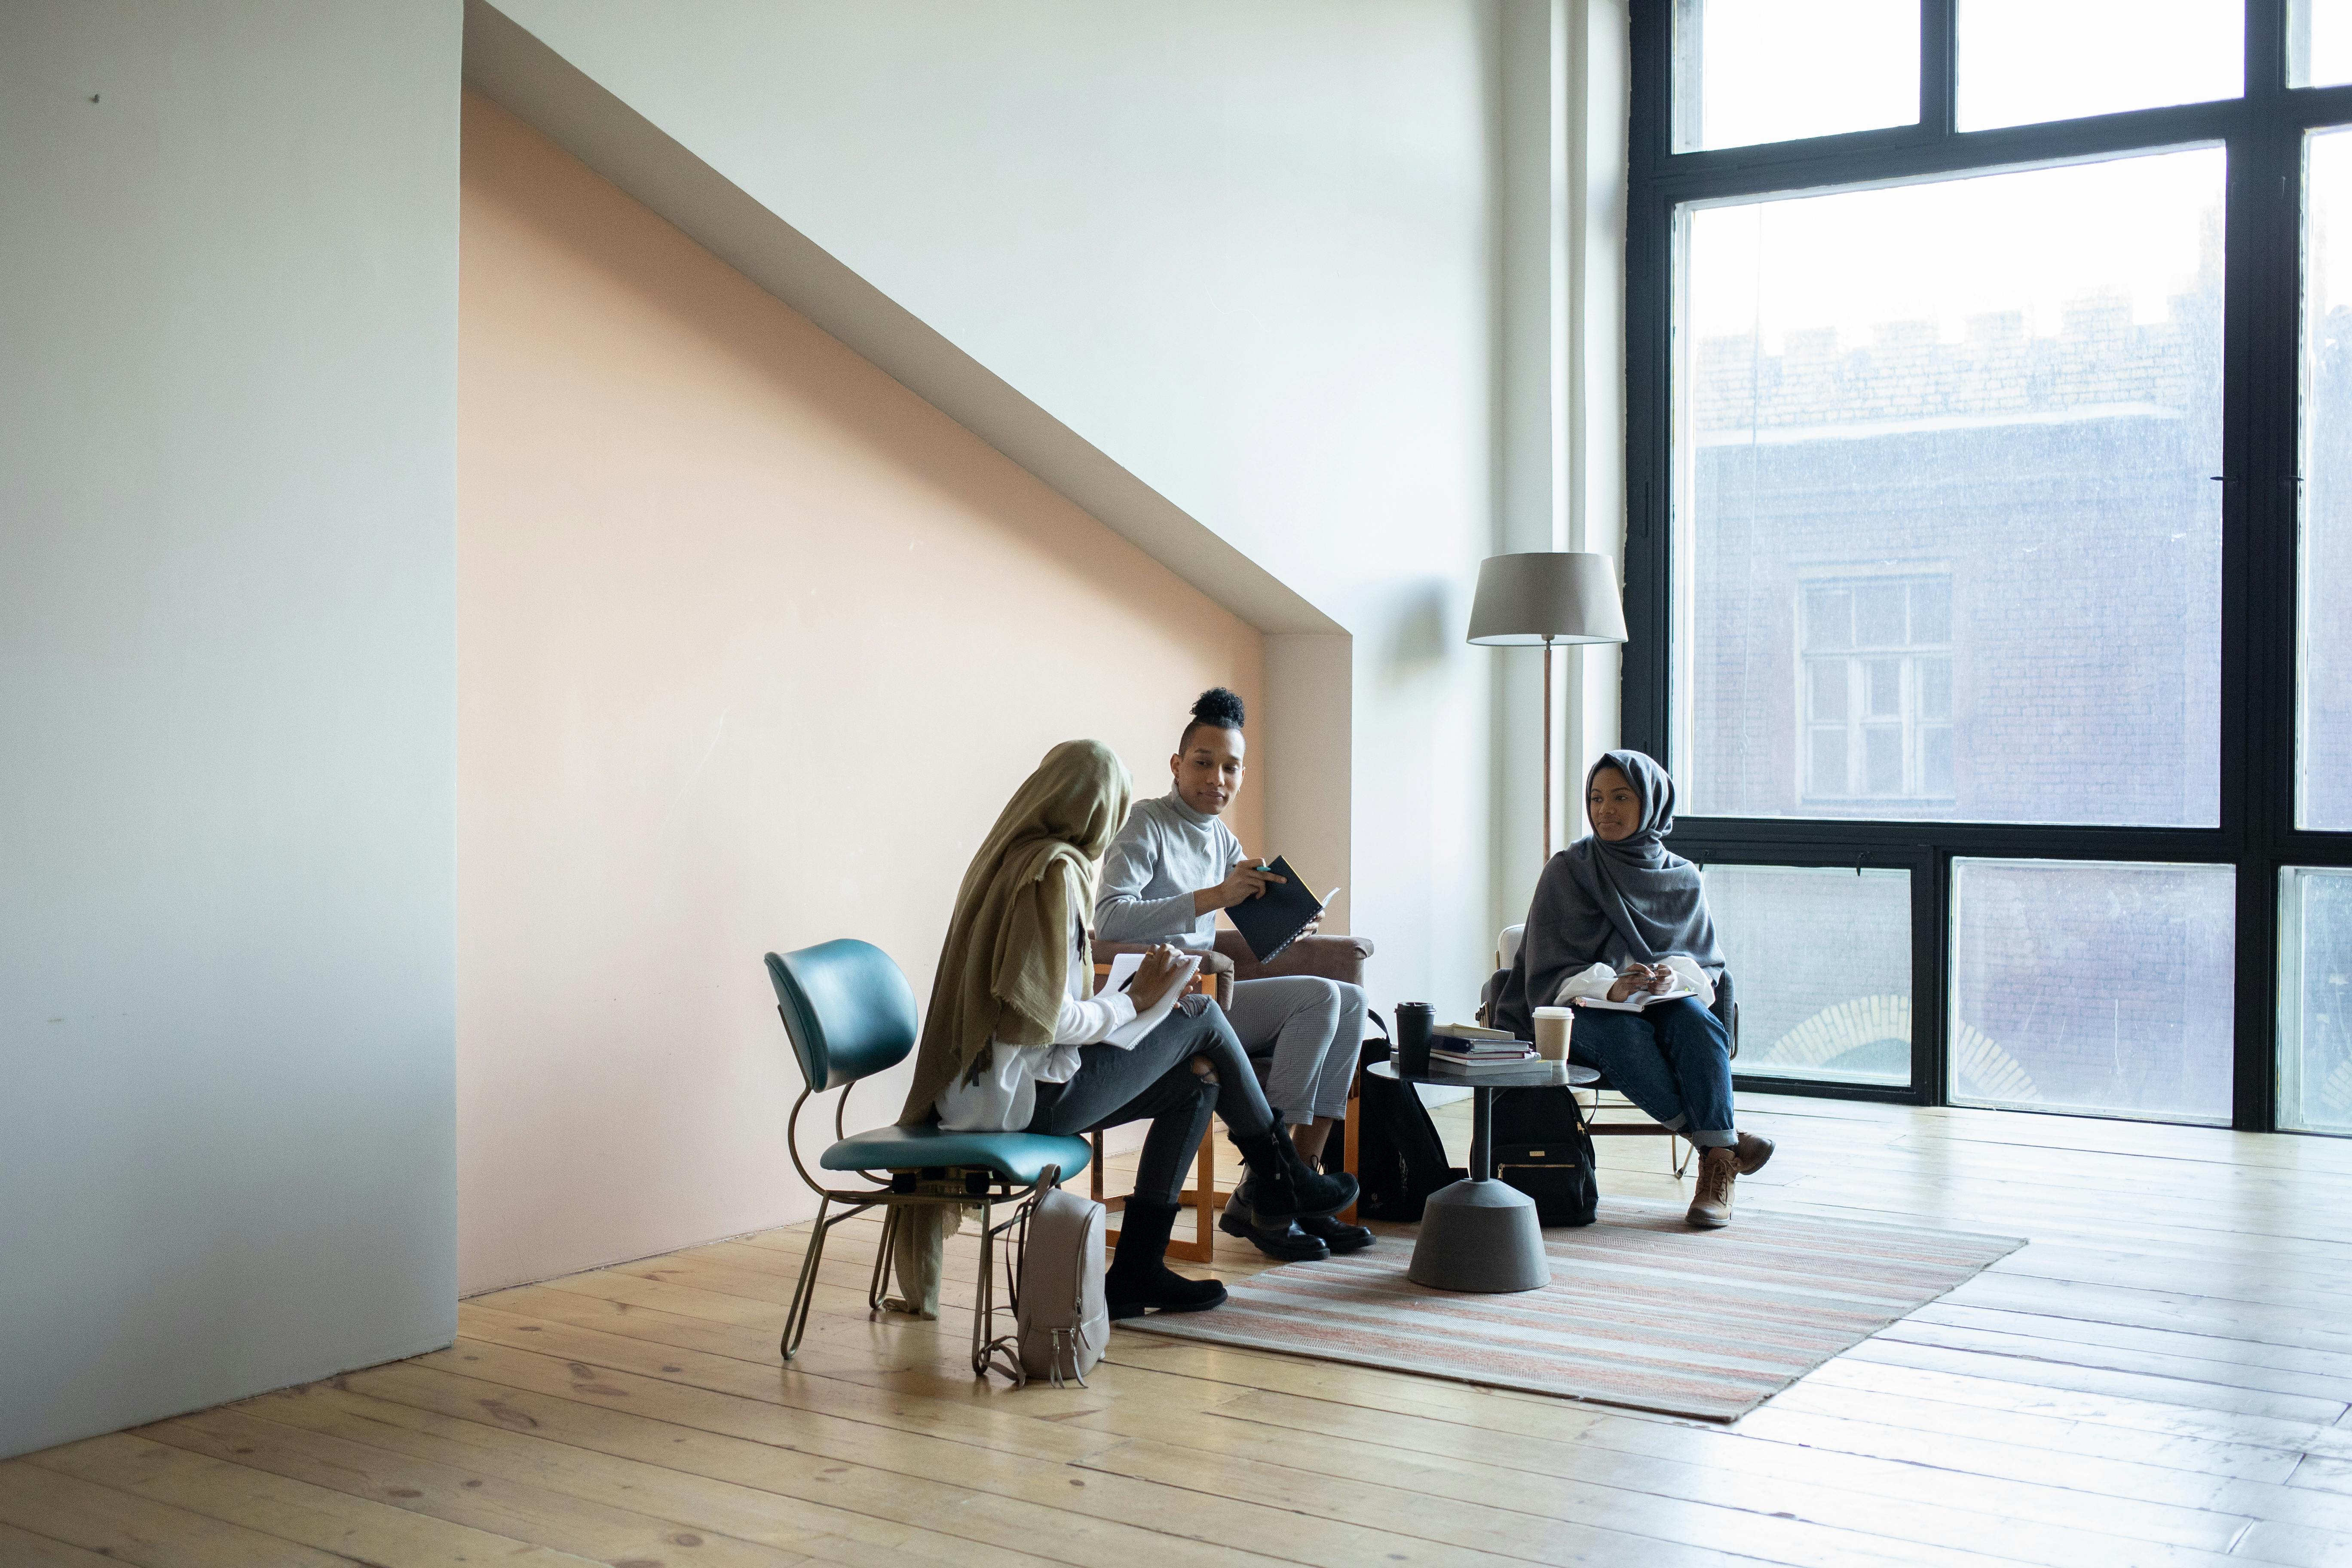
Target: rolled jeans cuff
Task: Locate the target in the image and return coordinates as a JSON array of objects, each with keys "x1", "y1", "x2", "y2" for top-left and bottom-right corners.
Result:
[{"x1": 1686, "y1": 1128, "x2": 1736, "y2": 1148}]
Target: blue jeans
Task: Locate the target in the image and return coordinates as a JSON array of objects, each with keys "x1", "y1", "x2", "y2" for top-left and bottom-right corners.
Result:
[{"x1": 1569, "y1": 998, "x2": 1736, "y2": 1148}]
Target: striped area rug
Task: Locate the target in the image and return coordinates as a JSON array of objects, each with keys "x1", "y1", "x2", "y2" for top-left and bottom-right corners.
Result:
[{"x1": 1120, "y1": 1199, "x2": 2021, "y2": 1421}]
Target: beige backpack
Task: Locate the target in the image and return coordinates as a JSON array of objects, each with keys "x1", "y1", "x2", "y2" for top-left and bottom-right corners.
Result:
[{"x1": 983, "y1": 1168, "x2": 1107, "y2": 1387}]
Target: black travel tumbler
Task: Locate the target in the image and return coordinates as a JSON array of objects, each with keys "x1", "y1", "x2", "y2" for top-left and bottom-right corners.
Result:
[{"x1": 1395, "y1": 1001, "x2": 1434, "y2": 1075}]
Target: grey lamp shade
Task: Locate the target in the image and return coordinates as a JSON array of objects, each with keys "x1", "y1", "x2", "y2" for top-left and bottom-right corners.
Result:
[{"x1": 1465, "y1": 551, "x2": 1628, "y2": 646}]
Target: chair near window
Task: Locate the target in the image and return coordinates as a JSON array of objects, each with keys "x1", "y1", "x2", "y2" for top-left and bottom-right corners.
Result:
[
  {"x1": 765, "y1": 939, "x2": 1092, "y2": 1374},
  {"x1": 1087, "y1": 931, "x2": 1377, "y2": 1255},
  {"x1": 1479, "y1": 924, "x2": 1738, "y2": 1176}
]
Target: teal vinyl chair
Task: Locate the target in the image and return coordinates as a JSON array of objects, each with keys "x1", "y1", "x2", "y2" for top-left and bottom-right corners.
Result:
[{"x1": 765, "y1": 939, "x2": 1092, "y2": 1372}]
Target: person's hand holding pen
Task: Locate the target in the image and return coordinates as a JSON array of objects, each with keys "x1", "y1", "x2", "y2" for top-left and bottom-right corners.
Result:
[
  {"x1": 1122, "y1": 943, "x2": 1189, "y2": 1012},
  {"x1": 1605, "y1": 962, "x2": 1677, "y2": 1003}
]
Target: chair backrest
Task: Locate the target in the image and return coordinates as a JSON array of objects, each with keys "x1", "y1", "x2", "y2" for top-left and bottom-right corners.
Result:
[
  {"x1": 764, "y1": 939, "x2": 920, "y2": 1093},
  {"x1": 1498, "y1": 924, "x2": 1526, "y2": 968},
  {"x1": 1713, "y1": 968, "x2": 1739, "y2": 1058}
]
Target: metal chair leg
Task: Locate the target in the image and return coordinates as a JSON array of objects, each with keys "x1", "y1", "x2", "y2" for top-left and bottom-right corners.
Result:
[
  {"x1": 781, "y1": 1194, "x2": 830, "y2": 1361},
  {"x1": 970, "y1": 1197, "x2": 995, "y2": 1377},
  {"x1": 867, "y1": 1204, "x2": 901, "y2": 1315}
]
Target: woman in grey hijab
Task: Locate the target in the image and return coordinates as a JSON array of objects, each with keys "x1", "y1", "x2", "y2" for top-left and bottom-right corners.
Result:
[{"x1": 1493, "y1": 750, "x2": 1775, "y2": 1227}]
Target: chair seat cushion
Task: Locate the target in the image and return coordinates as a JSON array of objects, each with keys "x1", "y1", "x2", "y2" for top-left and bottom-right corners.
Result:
[{"x1": 820, "y1": 1124, "x2": 1093, "y2": 1185}]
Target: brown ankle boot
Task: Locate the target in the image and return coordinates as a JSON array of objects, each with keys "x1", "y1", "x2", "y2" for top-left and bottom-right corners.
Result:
[
  {"x1": 1733, "y1": 1130, "x2": 1775, "y2": 1175},
  {"x1": 1687, "y1": 1146, "x2": 1737, "y2": 1228}
]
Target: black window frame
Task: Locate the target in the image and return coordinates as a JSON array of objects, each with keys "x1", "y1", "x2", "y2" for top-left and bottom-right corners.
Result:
[{"x1": 1624, "y1": 0, "x2": 2352, "y2": 1126}]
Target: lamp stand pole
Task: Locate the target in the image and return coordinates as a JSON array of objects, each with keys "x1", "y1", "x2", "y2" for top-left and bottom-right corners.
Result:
[{"x1": 1541, "y1": 633, "x2": 1555, "y2": 862}]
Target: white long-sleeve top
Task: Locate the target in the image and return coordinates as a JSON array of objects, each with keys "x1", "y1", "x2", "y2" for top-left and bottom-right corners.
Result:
[
  {"x1": 1553, "y1": 954, "x2": 1717, "y2": 1010},
  {"x1": 934, "y1": 918, "x2": 1137, "y2": 1133}
]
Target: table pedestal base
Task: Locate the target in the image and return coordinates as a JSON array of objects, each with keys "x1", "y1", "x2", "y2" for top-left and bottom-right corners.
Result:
[{"x1": 1406, "y1": 1178, "x2": 1551, "y2": 1293}]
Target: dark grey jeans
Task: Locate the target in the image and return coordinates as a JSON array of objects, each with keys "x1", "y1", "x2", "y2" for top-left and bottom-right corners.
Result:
[{"x1": 1026, "y1": 1001, "x2": 1273, "y2": 1206}]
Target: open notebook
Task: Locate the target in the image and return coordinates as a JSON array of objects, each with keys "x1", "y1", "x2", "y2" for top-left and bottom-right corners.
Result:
[
  {"x1": 1098, "y1": 949, "x2": 1204, "y2": 1047},
  {"x1": 1572, "y1": 986, "x2": 1696, "y2": 1013}
]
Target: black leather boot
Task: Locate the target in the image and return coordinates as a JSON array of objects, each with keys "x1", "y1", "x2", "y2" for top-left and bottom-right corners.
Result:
[
  {"x1": 1299, "y1": 1212, "x2": 1375, "y2": 1253},
  {"x1": 1231, "y1": 1115, "x2": 1359, "y2": 1225},
  {"x1": 1217, "y1": 1179, "x2": 1329, "y2": 1260},
  {"x1": 1104, "y1": 1198, "x2": 1227, "y2": 1320}
]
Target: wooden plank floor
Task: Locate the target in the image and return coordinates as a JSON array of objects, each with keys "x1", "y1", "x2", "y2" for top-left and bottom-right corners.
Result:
[{"x1": 9, "y1": 1093, "x2": 2352, "y2": 1566}]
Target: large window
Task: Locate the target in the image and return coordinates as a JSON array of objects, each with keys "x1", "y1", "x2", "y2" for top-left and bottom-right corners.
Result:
[
  {"x1": 1680, "y1": 151, "x2": 2223, "y2": 826},
  {"x1": 1630, "y1": 0, "x2": 2352, "y2": 1129}
]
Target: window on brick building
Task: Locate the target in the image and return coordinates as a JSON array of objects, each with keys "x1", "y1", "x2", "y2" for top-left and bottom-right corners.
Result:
[
  {"x1": 1629, "y1": 3, "x2": 2352, "y2": 1130},
  {"x1": 1801, "y1": 575, "x2": 1954, "y2": 804},
  {"x1": 1674, "y1": 150, "x2": 2223, "y2": 828}
]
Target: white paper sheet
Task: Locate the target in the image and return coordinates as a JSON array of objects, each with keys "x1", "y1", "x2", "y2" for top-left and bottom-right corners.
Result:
[{"x1": 1102, "y1": 951, "x2": 1202, "y2": 1049}]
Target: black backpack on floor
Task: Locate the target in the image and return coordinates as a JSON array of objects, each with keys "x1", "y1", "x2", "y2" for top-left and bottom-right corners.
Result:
[
  {"x1": 1489, "y1": 1085, "x2": 1598, "y2": 1227},
  {"x1": 1345, "y1": 1014, "x2": 1464, "y2": 1222}
]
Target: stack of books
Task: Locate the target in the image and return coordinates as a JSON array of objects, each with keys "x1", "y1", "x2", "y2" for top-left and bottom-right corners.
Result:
[{"x1": 1426, "y1": 1033, "x2": 1538, "y2": 1073}]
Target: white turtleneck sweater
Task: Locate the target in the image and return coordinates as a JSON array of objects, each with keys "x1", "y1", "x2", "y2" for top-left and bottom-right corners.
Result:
[{"x1": 1094, "y1": 790, "x2": 1248, "y2": 950}]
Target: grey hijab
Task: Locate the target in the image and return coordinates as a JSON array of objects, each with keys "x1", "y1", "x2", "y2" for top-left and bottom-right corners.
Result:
[{"x1": 1491, "y1": 750, "x2": 1724, "y2": 1037}]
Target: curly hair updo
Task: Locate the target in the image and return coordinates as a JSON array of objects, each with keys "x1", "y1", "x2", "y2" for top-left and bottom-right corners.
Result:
[{"x1": 1179, "y1": 686, "x2": 1246, "y2": 748}]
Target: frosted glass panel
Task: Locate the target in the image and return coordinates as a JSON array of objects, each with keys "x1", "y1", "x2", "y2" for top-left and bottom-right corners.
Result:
[
  {"x1": 2301, "y1": 129, "x2": 2352, "y2": 829},
  {"x1": 1702, "y1": 864, "x2": 1912, "y2": 1085},
  {"x1": 2280, "y1": 869, "x2": 2352, "y2": 1136},
  {"x1": 2292, "y1": 0, "x2": 2352, "y2": 87},
  {"x1": 1678, "y1": 149, "x2": 2223, "y2": 825},
  {"x1": 1958, "y1": 0, "x2": 2242, "y2": 130},
  {"x1": 1951, "y1": 859, "x2": 2235, "y2": 1122},
  {"x1": 1674, "y1": 0, "x2": 1919, "y2": 151}
]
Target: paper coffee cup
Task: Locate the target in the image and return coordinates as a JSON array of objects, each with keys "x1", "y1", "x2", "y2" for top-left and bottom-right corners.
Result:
[{"x1": 1532, "y1": 1005, "x2": 1573, "y2": 1060}]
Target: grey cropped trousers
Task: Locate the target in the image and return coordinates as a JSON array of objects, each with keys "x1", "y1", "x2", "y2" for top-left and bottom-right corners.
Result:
[{"x1": 1224, "y1": 975, "x2": 1367, "y2": 1124}]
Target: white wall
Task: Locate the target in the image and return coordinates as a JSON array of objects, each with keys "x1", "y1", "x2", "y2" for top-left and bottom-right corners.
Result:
[
  {"x1": 1491, "y1": 0, "x2": 1630, "y2": 934},
  {"x1": 455, "y1": 93, "x2": 1267, "y2": 1292},
  {"x1": 484, "y1": 0, "x2": 1506, "y2": 1011},
  {"x1": 0, "y1": 0, "x2": 460, "y2": 1458}
]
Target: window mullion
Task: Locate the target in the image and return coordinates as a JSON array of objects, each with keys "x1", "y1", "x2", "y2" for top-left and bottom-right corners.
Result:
[
  {"x1": 2218, "y1": 73, "x2": 2302, "y2": 1127},
  {"x1": 1922, "y1": 0, "x2": 1957, "y2": 142}
]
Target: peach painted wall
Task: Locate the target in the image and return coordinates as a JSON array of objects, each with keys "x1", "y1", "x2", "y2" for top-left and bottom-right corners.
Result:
[{"x1": 457, "y1": 92, "x2": 1264, "y2": 1295}]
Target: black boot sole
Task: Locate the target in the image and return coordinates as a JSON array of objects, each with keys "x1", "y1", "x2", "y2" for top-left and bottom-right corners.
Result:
[
  {"x1": 1246, "y1": 1175, "x2": 1361, "y2": 1227},
  {"x1": 1301, "y1": 1223, "x2": 1375, "y2": 1254},
  {"x1": 1108, "y1": 1283, "x2": 1228, "y2": 1320},
  {"x1": 1217, "y1": 1207, "x2": 1329, "y2": 1261}
]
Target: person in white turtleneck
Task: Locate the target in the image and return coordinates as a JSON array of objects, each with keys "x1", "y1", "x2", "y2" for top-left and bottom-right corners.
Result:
[{"x1": 1095, "y1": 689, "x2": 1375, "y2": 1262}]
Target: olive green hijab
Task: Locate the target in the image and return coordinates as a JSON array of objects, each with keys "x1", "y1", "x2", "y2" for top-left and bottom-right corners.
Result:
[{"x1": 899, "y1": 739, "x2": 1135, "y2": 1124}]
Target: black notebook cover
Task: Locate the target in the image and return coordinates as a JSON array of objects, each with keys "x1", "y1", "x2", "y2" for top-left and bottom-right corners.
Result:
[{"x1": 1225, "y1": 854, "x2": 1327, "y2": 964}]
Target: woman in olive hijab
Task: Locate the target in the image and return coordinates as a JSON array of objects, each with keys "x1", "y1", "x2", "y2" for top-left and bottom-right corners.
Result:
[
  {"x1": 1494, "y1": 750, "x2": 1775, "y2": 1228},
  {"x1": 904, "y1": 739, "x2": 1355, "y2": 1318}
]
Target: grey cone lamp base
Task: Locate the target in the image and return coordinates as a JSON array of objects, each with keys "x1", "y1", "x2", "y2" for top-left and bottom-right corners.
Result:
[{"x1": 1406, "y1": 1177, "x2": 1552, "y2": 1293}]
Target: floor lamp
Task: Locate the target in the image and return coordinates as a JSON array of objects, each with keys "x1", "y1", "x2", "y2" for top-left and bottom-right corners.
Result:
[{"x1": 1467, "y1": 552, "x2": 1629, "y2": 860}]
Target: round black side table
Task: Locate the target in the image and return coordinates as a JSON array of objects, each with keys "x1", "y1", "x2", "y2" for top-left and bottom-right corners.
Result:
[{"x1": 1366, "y1": 1056, "x2": 1598, "y2": 1292}]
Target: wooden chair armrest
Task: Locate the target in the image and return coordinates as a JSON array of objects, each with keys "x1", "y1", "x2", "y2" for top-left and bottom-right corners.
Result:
[{"x1": 1214, "y1": 930, "x2": 1374, "y2": 987}]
